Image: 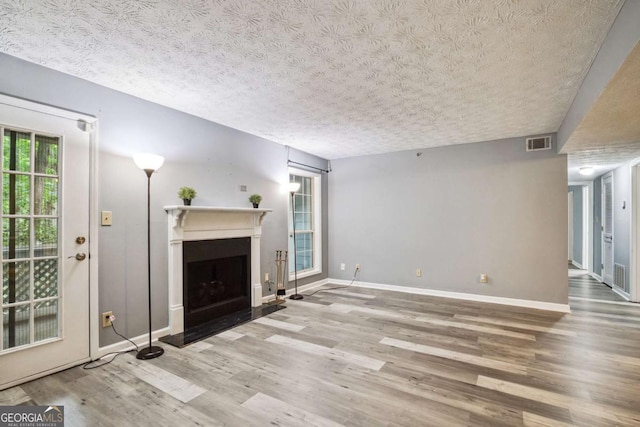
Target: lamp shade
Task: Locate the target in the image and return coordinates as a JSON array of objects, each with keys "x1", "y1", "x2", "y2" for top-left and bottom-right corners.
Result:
[
  {"x1": 289, "y1": 181, "x2": 301, "y2": 194},
  {"x1": 133, "y1": 153, "x2": 165, "y2": 171}
]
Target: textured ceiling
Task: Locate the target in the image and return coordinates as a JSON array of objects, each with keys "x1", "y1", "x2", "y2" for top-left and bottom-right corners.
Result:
[
  {"x1": 0, "y1": 0, "x2": 623, "y2": 160},
  {"x1": 565, "y1": 40, "x2": 640, "y2": 182}
]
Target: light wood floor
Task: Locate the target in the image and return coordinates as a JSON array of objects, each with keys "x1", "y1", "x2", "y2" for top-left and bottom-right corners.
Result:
[
  {"x1": 2, "y1": 279, "x2": 640, "y2": 426},
  {"x1": 568, "y1": 268, "x2": 628, "y2": 302}
]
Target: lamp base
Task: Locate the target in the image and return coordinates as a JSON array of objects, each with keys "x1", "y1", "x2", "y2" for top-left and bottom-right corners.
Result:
[
  {"x1": 136, "y1": 345, "x2": 164, "y2": 360},
  {"x1": 289, "y1": 294, "x2": 304, "y2": 300}
]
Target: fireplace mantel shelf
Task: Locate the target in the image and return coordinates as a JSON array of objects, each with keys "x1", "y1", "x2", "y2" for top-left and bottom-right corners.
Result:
[
  {"x1": 164, "y1": 205, "x2": 272, "y2": 213},
  {"x1": 165, "y1": 205, "x2": 272, "y2": 229}
]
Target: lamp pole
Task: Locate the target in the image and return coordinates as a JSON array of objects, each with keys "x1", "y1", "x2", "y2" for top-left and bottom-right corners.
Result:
[
  {"x1": 289, "y1": 182, "x2": 302, "y2": 300},
  {"x1": 133, "y1": 154, "x2": 165, "y2": 360}
]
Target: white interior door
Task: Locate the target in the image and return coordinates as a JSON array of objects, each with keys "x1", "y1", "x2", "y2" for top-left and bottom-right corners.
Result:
[
  {"x1": 0, "y1": 97, "x2": 92, "y2": 389},
  {"x1": 582, "y1": 186, "x2": 590, "y2": 271},
  {"x1": 568, "y1": 191, "x2": 573, "y2": 262},
  {"x1": 602, "y1": 173, "x2": 614, "y2": 285}
]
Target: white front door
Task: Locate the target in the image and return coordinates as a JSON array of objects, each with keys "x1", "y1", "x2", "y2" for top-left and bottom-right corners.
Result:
[
  {"x1": 0, "y1": 96, "x2": 92, "y2": 389},
  {"x1": 602, "y1": 173, "x2": 614, "y2": 285}
]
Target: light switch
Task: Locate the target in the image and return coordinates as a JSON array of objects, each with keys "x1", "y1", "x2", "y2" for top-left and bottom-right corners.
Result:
[{"x1": 101, "y1": 211, "x2": 112, "y2": 226}]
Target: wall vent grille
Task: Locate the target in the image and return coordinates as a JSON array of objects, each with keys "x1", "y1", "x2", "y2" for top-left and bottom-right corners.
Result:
[
  {"x1": 525, "y1": 136, "x2": 552, "y2": 151},
  {"x1": 614, "y1": 263, "x2": 626, "y2": 290}
]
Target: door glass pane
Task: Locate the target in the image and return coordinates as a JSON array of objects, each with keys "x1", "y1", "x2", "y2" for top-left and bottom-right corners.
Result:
[
  {"x1": 35, "y1": 218, "x2": 58, "y2": 257},
  {"x1": 3, "y1": 173, "x2": 30, "y2": 215},
  {"x1": 1, "y1": 127, "x2": 61, "y2": 353},
  {"x1": 3, "y1": 218, "x2": 30, "y2": 259},
  {"x1": 3, "y1": 130, "x2": 30, "y2": 172},
  {"x1": 3, "y1": 304, "x2": 30, "y2": 349},
  {"x1": 34, "y1": 177, "x2": 58, "y2": 216},
  {"x1": 34, "y1": 259, "x2": 58, "y2": 299},
  {"x1": 2, "y1": 261, "x2": 30, "y2": 303},
  {"x1": 34, "y1": 300, "x2": 58, "y2": 342},
  {"x1": 35, "y1": 135, "x2": 59, "y2": 175}
]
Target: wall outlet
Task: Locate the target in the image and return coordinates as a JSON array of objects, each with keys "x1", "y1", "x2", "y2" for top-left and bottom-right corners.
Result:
[
  {"x1": 355, "y1": 264, "x2": 360, "y2": 270},
  {"x1": 102, "y1": 311, "x2": 113, "y2": 328},
  {"x1": 479, "y1": 274, "x2": 488, "y2": 283},
  {"x1": 416, "y1": 268, "x2": 422, "y2": 277},
  {"x1": 340, "y1": 263, "x2": 345, "y2": 271}
]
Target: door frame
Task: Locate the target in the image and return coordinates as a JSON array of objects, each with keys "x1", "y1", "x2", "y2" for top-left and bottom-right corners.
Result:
[
  {"x1": 568, "y1": 182, "x2": 593, "y2": 272},
  {"x1": 601, "y1": 172, "x2": 614, "y2": 286},
  {"x1": 629, "y1": 161, "x2": 640, "y2": 302},
  {"x1": 0, "y1": 93, "x2": 100, "y2": 381},
  {"x1": 582, "y1": 185, "x2": 590, "y2": 271}
]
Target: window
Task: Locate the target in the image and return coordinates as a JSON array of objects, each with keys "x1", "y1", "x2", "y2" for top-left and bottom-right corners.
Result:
[{"x1": 289, "y1": 169, "x2": 321, "y2": 279}]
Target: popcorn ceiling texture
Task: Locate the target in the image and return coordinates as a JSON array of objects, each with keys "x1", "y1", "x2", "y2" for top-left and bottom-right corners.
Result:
[
  {"x1": 565, "y1": 41, "x2": 640, "y2": 168},
  {"x1": 0, "y1": 0, "x2": 623, "y2": 159}
]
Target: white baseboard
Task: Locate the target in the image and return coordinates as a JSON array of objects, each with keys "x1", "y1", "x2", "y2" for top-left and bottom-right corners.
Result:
[
  {"x1": 328, "y1": 279, "x2": 571, "y2": 313},
  {"x1": 262, "y1": 278, "x2": 330, "y2": 303},
  {"x1": 96, "y1": 326, "x2": 170, "y2": 359},
  {"x1": 612, "y1": 286, "x2": 631, "y2": 301}
]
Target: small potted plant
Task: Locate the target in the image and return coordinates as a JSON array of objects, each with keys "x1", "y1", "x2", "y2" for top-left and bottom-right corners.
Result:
[
  {"x1": 178, "y1": 187, "x2": 196, "y2": 205},
  {"x1": 249, "y1": 194, "x2": 262, "y2": 208}
]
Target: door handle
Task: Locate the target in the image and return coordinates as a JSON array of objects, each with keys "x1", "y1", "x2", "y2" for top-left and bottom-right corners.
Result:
[{"x1": 68, "y1": 253, "x2": 87, "y2": 261}]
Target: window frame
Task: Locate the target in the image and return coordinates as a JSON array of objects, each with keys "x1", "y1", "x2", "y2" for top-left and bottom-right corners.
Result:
[{"x1": 288, "y1": 168, "x2": 322, "y2": 280}]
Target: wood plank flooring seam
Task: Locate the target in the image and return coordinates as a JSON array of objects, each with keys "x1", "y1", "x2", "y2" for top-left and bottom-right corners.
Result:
[
  {"x1": 265, "y1": 334, "x2": 386, "y2": 371},
  {"x1": 379, "y1": 337, "x2": 527, "y2": 375}
]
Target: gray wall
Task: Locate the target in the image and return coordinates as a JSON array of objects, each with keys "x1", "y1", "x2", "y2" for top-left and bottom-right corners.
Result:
[
  {"x1": 613, "y1": 166, "x2": 631, "y2": 292},
  {"x1": 0, "y1": 53, "x2": 329, "y2": 346},
  {"x1": 568, "y1": 185, "x2": 584, "y2": 265},
  {"x1": 557, "y1": 0, "x2": 640, "y2": 151},
  {"x1": 329, "y1": 136, "x2": 569, "y2": 304},
  {"x1": 593, "y1": 175, "x2": 602, "y2": 276}
]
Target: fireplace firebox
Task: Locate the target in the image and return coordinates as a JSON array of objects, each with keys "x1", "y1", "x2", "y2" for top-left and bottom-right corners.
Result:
[{"x1": 183, "y1": 238, "x2": 251, "y2": 329}]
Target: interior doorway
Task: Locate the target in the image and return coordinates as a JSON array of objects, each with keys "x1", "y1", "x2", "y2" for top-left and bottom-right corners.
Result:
[{"x1": 568, "y1": 184, "x2": 590, "y2": 271}]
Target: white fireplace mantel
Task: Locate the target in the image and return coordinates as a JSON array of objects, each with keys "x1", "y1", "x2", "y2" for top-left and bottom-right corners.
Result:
[{"x1": 165, "y1": 205, "x2": 272, "y2": 335}]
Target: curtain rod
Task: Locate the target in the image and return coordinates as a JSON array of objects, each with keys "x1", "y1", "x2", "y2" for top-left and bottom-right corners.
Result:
[{"x1": 287, "y1": 160, "x2": 331, "y2": 173}]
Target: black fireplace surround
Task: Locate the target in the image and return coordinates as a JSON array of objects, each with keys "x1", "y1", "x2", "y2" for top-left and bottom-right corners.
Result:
[{"x1": 183, "y1": 238, "x2": 251, "y2": 329}]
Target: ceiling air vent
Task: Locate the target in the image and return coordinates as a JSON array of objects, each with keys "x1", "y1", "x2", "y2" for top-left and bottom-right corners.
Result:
[{"x1": 526, "y1": 136, "x2": 552, "y2": 152}]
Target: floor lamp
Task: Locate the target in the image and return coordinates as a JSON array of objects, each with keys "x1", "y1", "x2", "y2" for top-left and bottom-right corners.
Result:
[
  {"x1": 133, "y1": 153, "x2": 165, "y2": 360},
  {"x1": 289, "y1": 181, "x2": 303, "y2": 300}
]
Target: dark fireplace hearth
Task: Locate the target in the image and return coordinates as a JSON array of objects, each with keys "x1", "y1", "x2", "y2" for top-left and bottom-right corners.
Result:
[{"x1": 183, "y1": 238, "x2": 251, "y2": 329}]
